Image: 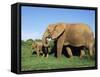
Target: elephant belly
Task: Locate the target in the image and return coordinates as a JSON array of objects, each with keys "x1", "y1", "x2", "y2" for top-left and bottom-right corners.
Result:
[
  {"x1": 69, "y1": 39, "x2": 86, "y2": 46},
  {"x1": 65, "y1": 31, "x2": 86, "y2": 47},
  {"x1": 64, "y1": 40, "x2": 86, "y2": 47}
]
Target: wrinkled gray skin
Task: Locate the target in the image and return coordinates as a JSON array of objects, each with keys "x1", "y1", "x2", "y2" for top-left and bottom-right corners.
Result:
[{"x1": 42, "y1": 23, "x2": 94, "y2": 58}]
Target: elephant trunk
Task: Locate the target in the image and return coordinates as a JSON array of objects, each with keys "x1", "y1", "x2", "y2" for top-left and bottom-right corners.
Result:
[
  {"x1": 42, "y1": 36, "x2": 50, "y2": 57},
  {"x1": 42, "y1": 29, "x2": 50, "y2": 47},
  {"x1": 42, "y1": 36, "x2": 49, "y2": 47}
]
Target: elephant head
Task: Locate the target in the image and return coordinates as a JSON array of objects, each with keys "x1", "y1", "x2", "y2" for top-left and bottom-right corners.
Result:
[
  {"x1": 42, "y1": 23, "x2": 66, "y2": 40},
  {"x1": 42, "y1": 24, "x2": 55, "y2": 46},
  {"x1": 50, "y1": 23, "x2": 66, "y2": 40},
  {"x1": 42, "y1": 23, "x2": 67, "y2": 57}
]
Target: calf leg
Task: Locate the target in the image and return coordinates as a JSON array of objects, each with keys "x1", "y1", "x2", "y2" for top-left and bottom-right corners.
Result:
[{"x1": 36, "y1": 50, "x2": 39, "y2": 57}]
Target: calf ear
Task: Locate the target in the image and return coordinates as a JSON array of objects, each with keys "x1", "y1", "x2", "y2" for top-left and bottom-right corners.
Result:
[{"x1": 52, "y1": 23, "x2": 66, "y2": 39}]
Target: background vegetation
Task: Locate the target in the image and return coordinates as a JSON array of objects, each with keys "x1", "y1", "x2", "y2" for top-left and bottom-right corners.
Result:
[{"x1": 21, "y1": 39, "x2": 95, "y2": 71}]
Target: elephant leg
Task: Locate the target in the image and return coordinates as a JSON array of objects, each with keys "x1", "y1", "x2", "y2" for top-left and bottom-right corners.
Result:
[
  {"x1": 66, "y1": 47, "x2": 73, "y2": 58},
  {"x1": 57, "y1": 39, "x2": 64, "y2": 58},
  {"x1": 36, "y1": 50, "x2": 39, "y2": 57},
  {"x1": 80, "y1": 50, "x2": 85, "y2": 59},
  {"x1": 89, "y1": 46, "x2": 93, "y2": 57},
  {"x1": 57, "y1": 44, "x2": 63, "y2": 58},
  {"x1": 57, "y1": 36, "x2": 64, "y2": 58},
  {"x1": 56, "y1": 30, "x2": 65, "y2": 58},
  {"x1": 93, "y1": 47, "x2": 95, "y2": 55}
]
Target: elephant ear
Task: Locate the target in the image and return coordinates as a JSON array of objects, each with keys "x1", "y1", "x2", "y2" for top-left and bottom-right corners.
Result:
[
  {"x1": 48, "y1": 24, "x2": 56, "y2": 33},
  {"x1": 52, "y1": 23, "x2": 66, "y2": 39}
]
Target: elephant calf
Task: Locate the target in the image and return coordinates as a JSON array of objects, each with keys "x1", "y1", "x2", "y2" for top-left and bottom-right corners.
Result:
[
  {"x1": 32, "y1": 41, "x2": 43, "y2": 56},
  {"x1": 32, "y1": 41, "x2": 49, "y2": 57}
]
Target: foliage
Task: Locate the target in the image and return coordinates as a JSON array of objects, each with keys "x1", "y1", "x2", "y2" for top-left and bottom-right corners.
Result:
[
  {"x1": 35, "y1": 39, "x2": 42, "y2": 42},
  {"x1": 25, "y1": 39, "x2": 34, "y2": 46},
  {"x1": 21, "y1": 39, "x2": 55, "y2": 50},
  {"x1": 49, "y1": 40, "x2": 55, "y2": 48},
  {"x1": 26, "y1": 39, "x2": 34, "y2": 42}
]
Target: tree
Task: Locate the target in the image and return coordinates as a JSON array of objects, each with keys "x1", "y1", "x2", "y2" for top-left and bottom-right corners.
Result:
[
  {"x1": 26, "y1": 39, "x2": 34, "y2": 46},
  {"x1": 21, "y1": 40, "x2": 26, "y2": 46},
  {"x1": 35, "y1": 39, "x2": 42, "y2": 42},
  {"x1": 26, "y1": 39, "x2": 33, "y2": 42}
]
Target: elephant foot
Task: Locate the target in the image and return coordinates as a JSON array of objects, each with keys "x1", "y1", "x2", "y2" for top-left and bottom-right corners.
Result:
[
  {"x1": 37, "y1": 55, "x2": 39, "y2": 57},
  {"x1": 37, "y1": 53, "x2": 40, "y2": 57},
  {"x1": 45, "y1": 54, "x2": 49, "y2": 58},
  {"x1": 68, "y1": 56, "x2": 73, "y2": 61},
  {"x1": 57, "y1": 56, "x2": 61, "y2": 59},
  {"x1": 56, "y1": 51, "x2": 62, "y2": 58},
  {"x1": 69, "y1": 56, "x2": 73, "y2": 59}
]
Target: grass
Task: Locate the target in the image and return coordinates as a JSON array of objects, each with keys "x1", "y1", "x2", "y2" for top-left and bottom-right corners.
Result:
[{"x1": 21, "y1": 45, "x2": 95, "y2": 71}]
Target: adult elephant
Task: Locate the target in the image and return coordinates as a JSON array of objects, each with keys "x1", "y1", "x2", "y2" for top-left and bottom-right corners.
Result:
[{"x1": 42, "y1": 23, "x2": 94, "y2": 58}]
